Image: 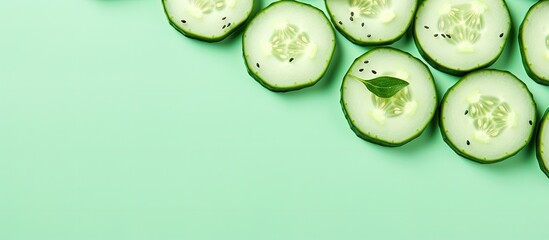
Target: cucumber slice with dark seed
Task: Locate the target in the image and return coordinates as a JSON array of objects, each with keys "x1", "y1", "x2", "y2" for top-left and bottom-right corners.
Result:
[
  {"x1": 440, "y1": 70, "x2": 536, "y2": 163},
  {"x1": 414, "y1": 0, "x2": 511, "y2": 75},
  {"x1": 242, "y1": 1, "x2": 336, "y2": 92},
  {"x1": 162, "y1": 0, "x2": 254, "y2": 42},
  {"x1": 341, "y1": 47, "x2": 437, "y2": 146},
  {"x1": 325, "y1": 0, "x2": 418, "y2": 45}
]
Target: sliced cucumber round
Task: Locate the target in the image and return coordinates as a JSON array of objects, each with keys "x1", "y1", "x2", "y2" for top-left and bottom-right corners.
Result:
[
  {"x1": 325, "y1": 0, "x2": 418, "y2": 45},
  {"x1": 519, "y1": 0, "x2": 549, "y2": 85},
  {"x1": 537, "y1": 108, "x2": 549, "y2": 178},
  {"x1": 162, "y1": 0, "x2": 254, "y2": 42},
  {"x1": 414, "y1": 0, "x2": 510, "y2": 75},
  {"x1": 242, "y1": 1, "x2": 335, "y2": 92},
  {"x1": 341, "y1": 47, "x2": 437, "y2": 146},
  {"x1": 440, "y1": 70, "x2": 536, "y2": 163}
]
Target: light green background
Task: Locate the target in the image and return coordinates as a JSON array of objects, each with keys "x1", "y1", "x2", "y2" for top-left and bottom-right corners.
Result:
[{"x1": 2, "y1": 0, "x2": 549, "y2": 239}]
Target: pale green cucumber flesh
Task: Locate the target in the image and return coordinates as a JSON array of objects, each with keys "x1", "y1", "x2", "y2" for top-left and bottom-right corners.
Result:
[
  {"x1": 162, "y1": 0, "x2": 254, "y2": 42},
  {"x1": 341, "y1": 47, "x2": 437, "y2": 146},
  {"x1": 440, "y1": 70, "x2": 536, "y2": 163},
  {"x1": 519, "y1": 0, "x2": 549, "y2": 84},
  {"x1": 413, "y1": 0, "x2": 511, "y2": 76},
  {"x1": 325, "y1": 0, "x2": 418, "y2": 45},
  {"x1": 242, "y1": 1, "x2": 336, "y2": 92},
  {"x1": 536, "y1": 108, "x2": 549, "y2": 179}
]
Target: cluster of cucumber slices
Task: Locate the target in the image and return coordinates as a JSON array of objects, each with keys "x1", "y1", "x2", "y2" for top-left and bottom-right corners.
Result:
[{"x1": 162, "y1": 0, "x2": 549, "y2": 178}]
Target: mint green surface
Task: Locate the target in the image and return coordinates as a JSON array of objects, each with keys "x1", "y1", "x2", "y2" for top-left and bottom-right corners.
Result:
[{"x1": 2, "y1": 0, "x2": 549, "y2": 239}]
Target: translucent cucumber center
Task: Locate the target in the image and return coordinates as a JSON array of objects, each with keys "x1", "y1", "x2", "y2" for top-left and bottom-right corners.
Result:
[
  {"x1": 269, "y1": 23, "x2": 317, "y2": 62},
  {"x1": 186, "y1": 0, "x2": 235, "y2": 17},
  {"x1": 466, "y1": 93, "x2": 515, "y2": 143},
  {"x1": 437, "y1": 1, "x2": 486, "y2": 52},
  {"x1": 370, "y1": 85, "x2": 417, "y2": 125},
  {"x1": 349, "y1": 0, "x2": 395, "y2": 23}
]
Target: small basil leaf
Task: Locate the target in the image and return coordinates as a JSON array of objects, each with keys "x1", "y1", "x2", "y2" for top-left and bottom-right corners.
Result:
[{"x1": 349, "y1": 75, "x2": 409, "y2": 98}]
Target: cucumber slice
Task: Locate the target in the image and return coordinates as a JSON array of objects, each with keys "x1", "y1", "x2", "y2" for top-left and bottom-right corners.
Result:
[
  {"x1": 440, "y1": 70, "x2": 536, "y2": 163},
  {"x1": 537, "y1": 108, "x2": 549, "y2": 178},
  {"x1": 242, "y1": 1, "x2": 336, "y2": 92},
  {"x1": 162, "y1": 0, "x2": 254, "y2": 42},
  {"x1": 325, "y1": 0, "x2": 418, "y2": 45},
  {"x1": 414, "y1": 0, "x2": 510, "y2": 75},
  {"x1": 519, "y1": 0, "x2": 549, "y2": 85},
  {"x1": 341, "y1": 47, "x2": 437, "y2": 146}
]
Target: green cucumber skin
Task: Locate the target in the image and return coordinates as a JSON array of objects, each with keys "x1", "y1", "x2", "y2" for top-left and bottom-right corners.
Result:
[
  {"x1": 161, "y1": 0, "x2": 254, "y2": 42},
  {"x1": 536, "y1": 108, "x2": 549, "y2": 179},
  {"x1": 519, "y1": 0, "x2": 549, "y2": 85},
  {"x1": 242, "y1": 0, "x2": 336, "y2": 92},
  {"x1": 413, "y1": 0, "x2": 511, "y2": 76},
  {"x1": 340, "y1": 47, "x2": 438, "y2": 147},
  {"x1": 324, "y1": 0, "x2": 418, "y2": 46},
  {"x1": 243, "y1": 58, "x2": 328, "y2": 92},
  {"x1": 341, "y1": 99, "x2": 420, "y2": 147},
  {"x1": 439, "y1": 70, "x2": 537, "y2": 164}
]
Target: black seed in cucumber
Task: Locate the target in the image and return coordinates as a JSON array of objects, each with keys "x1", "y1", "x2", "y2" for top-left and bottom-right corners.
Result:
[
  {"x1": 325, "y1": 0, "x2": 418, "y2": 45},
  {"x1": 242, "y1": 1, "x2": 336, "y2": 92},
  {"x1": 537, "y1": 108, "x2": 549, "y2": 178},
  {"x1": 439, "y1": 70, "x2": 536, "y2": 163},
  {"x1": 519, "y1": 0, "x2": 549, "y2": 85},
  {"x1": 162, "y1": 0, "x2": 254, "y2": 42},
  {"x1": 414, "y1": 0, "x2": 511, "y2": 75},
  {"x1": 341, "y1": 47, "x2": 438, "y2": 146}
]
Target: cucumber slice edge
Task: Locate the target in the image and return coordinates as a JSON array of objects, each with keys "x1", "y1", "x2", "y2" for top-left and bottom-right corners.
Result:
[
  {"x1": 242, "y1": 0, "x2": 336, "y2": 92},
  {"x1": 439, "y1": 69, "x2": 537, "y2": 163},
  {"x1": 536, "y1": 108, "x2": 549, "y2": 178},
  {"x1": 324, "y1": 0, "x2": 418, "y2": 46},
  {"x1": 340, "y1": 47, "x2": 438, "y2": 147},
  {"x1": 519, "y1": 0, "x2": 549, "y2": 85},
  {"x1": 161, "y1": 0, "x2": 255, "y2": 42},
  {"x1": 413, "y1": 0, "x2": 511, "y2": 76}
]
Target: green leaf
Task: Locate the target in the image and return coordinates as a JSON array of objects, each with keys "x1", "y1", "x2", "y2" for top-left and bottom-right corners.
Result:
[{"x1": 348, "y1": 75, "x2": 409, "y2": 98}]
